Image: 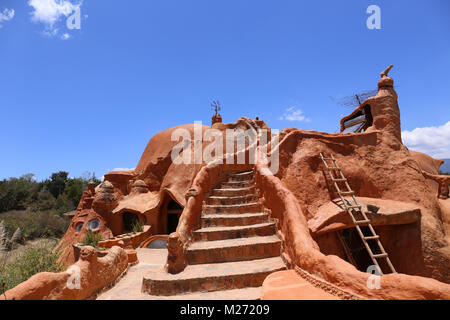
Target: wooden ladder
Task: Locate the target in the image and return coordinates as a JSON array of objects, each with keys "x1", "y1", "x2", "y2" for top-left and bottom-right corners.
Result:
[{"x1": 319, "y1": 153, "x2": 396, "y2": 275}]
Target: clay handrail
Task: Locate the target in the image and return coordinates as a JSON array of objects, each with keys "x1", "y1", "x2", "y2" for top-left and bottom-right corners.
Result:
[{"x1": 165, "y1": 119, "x2": 260, "y2": 274}]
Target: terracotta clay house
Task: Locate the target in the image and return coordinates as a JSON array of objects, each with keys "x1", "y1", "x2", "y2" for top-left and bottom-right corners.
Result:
[{"x1": 3, "y1": 66, "x2": 450, "y2": 300}]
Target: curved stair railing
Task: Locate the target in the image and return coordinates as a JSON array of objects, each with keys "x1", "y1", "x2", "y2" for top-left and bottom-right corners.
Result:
[{"x1": 165, "y1": 118, "x2": 261, "y2": 274}]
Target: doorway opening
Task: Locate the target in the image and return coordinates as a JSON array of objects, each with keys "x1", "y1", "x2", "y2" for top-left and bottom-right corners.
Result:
[
  {"x1": 123, "y1": 212, "x2": 139, "y2": 232},
  {"x1": 166, "y1": 200, "x2": 182, "y2": 234},
  {"x1": 339, "y1": 227, "x2": 373, "y2": 272}
]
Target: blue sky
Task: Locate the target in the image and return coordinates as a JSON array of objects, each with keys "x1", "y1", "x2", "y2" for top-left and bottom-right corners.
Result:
[{"x1": 0, "y1": 0, "x2": 449, "y2": 180}]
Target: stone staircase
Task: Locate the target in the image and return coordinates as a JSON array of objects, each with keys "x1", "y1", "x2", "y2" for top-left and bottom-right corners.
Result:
[{"x1": 142, "y1": 170, "x2": 285, "y2": 297}]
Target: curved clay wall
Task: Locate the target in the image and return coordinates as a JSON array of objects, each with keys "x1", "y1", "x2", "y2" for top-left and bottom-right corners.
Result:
[{"x1": 255, "y1": 144, "x2": 450, "y2": 299}]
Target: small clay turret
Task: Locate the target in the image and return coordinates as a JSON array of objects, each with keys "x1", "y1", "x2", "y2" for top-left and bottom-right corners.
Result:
[{"x1": 211, "y1": 113, "x2": 222, "y2": 125}]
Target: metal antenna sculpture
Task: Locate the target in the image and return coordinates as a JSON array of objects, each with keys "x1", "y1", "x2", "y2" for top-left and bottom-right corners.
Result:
[
  {"x1": 211, "y1": 100, "x2": 221, "y2": 115},
  {"x1": 330, "y1": 89, "x2": 378, "y2": 108}
]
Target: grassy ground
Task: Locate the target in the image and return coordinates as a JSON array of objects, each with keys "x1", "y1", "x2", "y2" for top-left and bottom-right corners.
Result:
[{"x1": 1, "y1": 238, "x2": 58, "y2": 264}]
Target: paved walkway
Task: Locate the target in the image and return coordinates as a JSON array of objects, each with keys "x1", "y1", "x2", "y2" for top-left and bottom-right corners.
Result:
[{"x1": 96, "y1": 248, "x2": 263, "y2": 300}]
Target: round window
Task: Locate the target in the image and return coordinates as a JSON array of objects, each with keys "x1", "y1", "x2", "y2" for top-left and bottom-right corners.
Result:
[
  {"x1": 87, "y1": 219, "x2": 100, "y2": 230},
  {"x1": 75, "y1": 222, "x2": 83, "y2": 232}
]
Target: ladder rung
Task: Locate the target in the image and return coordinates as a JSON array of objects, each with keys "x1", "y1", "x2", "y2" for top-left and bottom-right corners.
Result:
[
  {"x1": 346, "y1": 204, "x2": 361, "y2": 209},
  {"x1": 373, "y1": 253, "x2": 388, "y2": 259},
  {"x1": 322, "y1": 157, "x2": 335, "y2": 161},
  {"x1": 328, "y1": 166, "x2": 340, "y2": 170},
  {"x1": 332, "y1": 178, "x2": 347, "y2": 182},
  {"x1": 340, "y1": 191, "x2": 354, "y2": 195},
  {"x1": 364, "y1": 235, "x2": 380, "y2": 240},
  {"x1": 354, "y1": 219, "x2": 370, "y2": 225}
]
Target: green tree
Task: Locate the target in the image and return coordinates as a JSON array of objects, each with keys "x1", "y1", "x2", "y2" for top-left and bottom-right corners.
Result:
[
  {"x1": 64, "y1": 178, "x2": 85, "y2": 208},
  {"x1": 45, "y1": 171, "x2": 69, "y2": 199},
  {"x1": 0, "y1": 176, "x2": 38, "y2": 212}
]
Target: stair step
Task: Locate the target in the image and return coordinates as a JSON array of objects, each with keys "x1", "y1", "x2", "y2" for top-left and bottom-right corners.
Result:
[
  {"x1": 221, "y1": 180, "x2": 254, "y2": 189},
  {"x1": 142, "y1": 257, "x2": 285, "y2": 296},
  {"x1": 212, "y1": 186, "x2": 256, "y2": 197},
  {"x1": 228, "y1": 170, "x2": 254, "y2": 176},
  {"x1": 193, "y1": 222, "x2": 277, "y2": 241},
  {"x1": 186, "y1": 235, "x2": 281, "y2": 264},
  {"x1": 140, "y1": 287, "x2": 264, "y2": 300},
  {"x1": 227, "y1": 171, "x2": 254, "y2": 182},
  {"x1": 203, "y1": 202, "x2": 261, "y2": 214},
  {"x1": 201, "y1": 213, "x2": 269, "y2": 227},
  {"x1": 206, "y1": 194, "x2": 258, "y2": 205}
]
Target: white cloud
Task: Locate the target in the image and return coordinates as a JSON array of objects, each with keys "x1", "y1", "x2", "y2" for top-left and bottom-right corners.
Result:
[
  {"x1": 402, "y1": 121, "x2": 450, "y2": 159},
  {"x1": 28, "y1": 0, "x2": 81, "y2": 36},
  {"x1": 278, "y1": 107, "x2": 310, "y2": 122},
  {"x1": 61, "y1": 32, "x2": 70, "y2": 40},
  {"x1": 0, "y1": 8, "x2": 15, "y2": 28}
]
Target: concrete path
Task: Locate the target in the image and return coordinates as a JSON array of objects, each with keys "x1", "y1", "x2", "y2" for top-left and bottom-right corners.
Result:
[{"x1": 97, "y1": 248, "x2": 263, "y2": 300}]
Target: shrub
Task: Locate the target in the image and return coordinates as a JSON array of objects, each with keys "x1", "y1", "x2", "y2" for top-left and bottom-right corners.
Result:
[
  {"x1": 132, "y1": 220, "x2": 143, "y2": 233},
  {"x1": 81, "y1": 230, "x2": 102, "y2": 247},
  {"x1": 0, "y1": 241, "x2": 64, "y2": 292},
  {"x1": 0, "y1": 211, "x2": 69, "y2": 240},
  {"x1": 0, "y1": 221, "x2": 22, "y2": 252}
]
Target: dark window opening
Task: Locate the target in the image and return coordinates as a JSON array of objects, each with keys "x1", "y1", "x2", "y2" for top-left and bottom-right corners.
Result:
[
  {"x1": 123, "y1": 212, "x2": 139, "y2": 232},
  {"x1": 342, "y1": 105, "x2": 373, "y2": 133}
]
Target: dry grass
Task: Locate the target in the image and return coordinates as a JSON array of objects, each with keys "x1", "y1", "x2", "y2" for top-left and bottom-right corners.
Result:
[{"x1": 0, "y1": 238, "x2": 63, "y2": 292}]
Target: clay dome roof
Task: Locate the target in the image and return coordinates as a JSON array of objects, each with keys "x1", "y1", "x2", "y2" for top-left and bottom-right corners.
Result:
[{"x1": 135, "y1": 123, "x2": 210, "y2": 173}]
